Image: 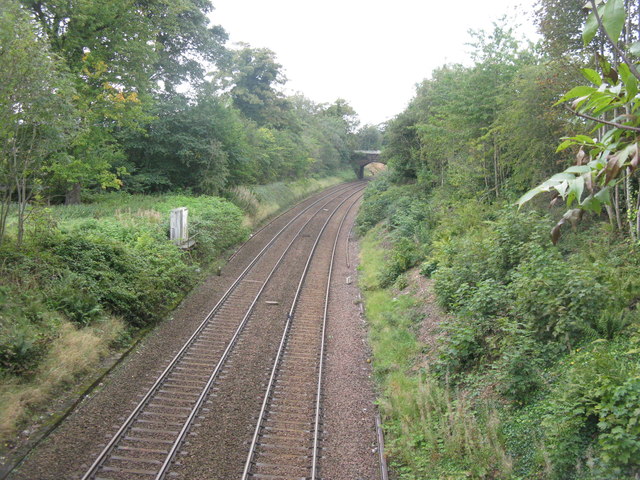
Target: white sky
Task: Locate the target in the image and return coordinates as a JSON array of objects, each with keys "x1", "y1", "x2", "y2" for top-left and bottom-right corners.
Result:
[{"x1": 210, "y1": 1, "x2": 538, "y2": 126}]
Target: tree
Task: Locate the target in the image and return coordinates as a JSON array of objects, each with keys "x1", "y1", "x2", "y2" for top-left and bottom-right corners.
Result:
[
  {"x1": 519, "y1": 0, "x2": 640, "y2": 242},
  {"x1": 122, "y1": 92, "x2": 254, "y2": 194},
  {"x1": 355, "y1": 124, "x2": 384, "y2": 151},
  {"x1": 0, "y1": 0, "x2": 76, "y2": 244},
  {"x1": 22, "y1": 0, "x2": 229, "y2": 203},
  {"x1": 219, "y1": 46, "x2": 291, "y2": 128},
  {"x1": 322, "y1": 98, "x2": 360, "y2": 134}
]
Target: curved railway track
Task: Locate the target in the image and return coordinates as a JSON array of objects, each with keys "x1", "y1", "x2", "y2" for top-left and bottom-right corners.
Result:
[{"x1": 80, "y1": 182, "x2": 365, "y2": 480}]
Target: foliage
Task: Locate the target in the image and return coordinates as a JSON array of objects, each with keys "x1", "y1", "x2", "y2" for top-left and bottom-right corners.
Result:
[
  {"x1": 0, "y1": 285, "x2": 58, "y2": 376},
  {"x1": 543, "y1": 340, "x2": 640, "y2": 479},
  {"x1": 357, "y1": 171, "x2": 640, "y2": 477},
  {"x1": 359, "y1": 228, "x2": 513, "y2": 479},
  {"x1": 5, "y1": 0, "x2": 357, "y2": 210},
  {"x1": 0, "y1": 1, "x2": 77, "y2": 244},
  {"x1": 519, "y1": 0, "x2": 640, "y2": 242}
]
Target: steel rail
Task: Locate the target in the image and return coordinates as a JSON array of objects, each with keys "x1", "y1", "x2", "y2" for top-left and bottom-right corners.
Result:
[
  {"x1": 80, "y1": 183, "x2": 365, "y2": 480},
  {"x1": 311, "y1": 187, "x2": 361, "y2": 479},
  {"x1": 154, "y1": 187, "x2": 364, "y2": 480},
  {"x1": 241, "y1": 190, "x2": 363, "y2": 480},
  {"x1": 227, "y1": 181, "x2": 358, "y2": 262}
]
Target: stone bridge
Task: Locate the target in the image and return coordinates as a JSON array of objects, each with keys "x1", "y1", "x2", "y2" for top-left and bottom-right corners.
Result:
[{"x1": 351, "y1": 150, "x2": 384, "y2": 179}]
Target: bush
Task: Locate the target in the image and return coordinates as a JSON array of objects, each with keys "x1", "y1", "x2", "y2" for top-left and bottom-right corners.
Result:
[
  {"x1": 46, "y1": 272, "x2": 102, "y2": 326},
  {"x1": 379, "y1": 238, "x2": 423, "y2": 288},
  {"x1": 0, "y1": 287, "x2": 58, "y2": 375},
  {"x1": 543, "y1": 340, "x2": 640, "y2": 479},
  {"x1": 512, "y1": 245, "x2": 616, "y2": 348},
  {"x1": 157, "y1": 194, "x2": 248, "y2": 261}
]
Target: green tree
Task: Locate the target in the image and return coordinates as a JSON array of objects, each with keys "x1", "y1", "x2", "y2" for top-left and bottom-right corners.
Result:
[
  {"x1": 0, "y1": 0, "x2": 76, "y2": 244},
  {"x1": 355, "y1": 124, "x2": 384, "y2": 151},
  {"x1": 122, "y1": 92, "x2": 254, "y2": 193},
  {"x1": 519, "y1": 0, "x2": 640, "y2": 242},
  {"x1": 23, "y1": 0, "x2": 229, "y2": 202},
  {"x1": 219, "y1": 46, "x2": 292, "y2": 128}
]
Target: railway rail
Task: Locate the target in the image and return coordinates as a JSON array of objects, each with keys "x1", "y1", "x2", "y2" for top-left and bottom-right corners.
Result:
[
  {"x1": 241, "y1": 192, "x2": 361, "y2": 480},
  {"x1": 80, "y1": 182, "x2": 365, "y2": 480}
]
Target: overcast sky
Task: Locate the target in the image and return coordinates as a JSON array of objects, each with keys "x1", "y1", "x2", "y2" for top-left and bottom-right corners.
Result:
[{"x1": 210, "y1": 1, "x2": 538, "y2": 126}]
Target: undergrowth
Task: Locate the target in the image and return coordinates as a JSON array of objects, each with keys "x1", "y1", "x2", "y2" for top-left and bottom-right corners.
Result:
[{"x1": 357, "y1": 174, "x2": 640, "y2": 479}]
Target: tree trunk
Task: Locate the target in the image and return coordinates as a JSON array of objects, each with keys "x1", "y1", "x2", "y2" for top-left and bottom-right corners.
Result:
[
  {"x1": 614, "y1": 184, "x2": 623, "y2": 230},
  {"x1": 0, "y1": 190, "x2": 11, "y2": 246},
  {"x1": 625, "y1": 169, "x2": 636, "y2": 241},
  {"x1": 493, "y1": 133, "x2": 500, "y2": 198},
  {"x1": 65, "y1": 182, "x2": 82, "y2": 205}
]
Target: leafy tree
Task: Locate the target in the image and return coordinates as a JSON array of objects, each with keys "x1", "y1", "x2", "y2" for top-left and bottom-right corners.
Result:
[
  {"x1": 22, "y1": 0, "x2": 229, "y2": 202},
  {"x1": 355, "y1": 124, "x2": 384, "y2": 151},
  {"x1": 122, "y1": 92, "x2": 253, "y2": 194},
  {"x1": 322, "y1": 98, "x2": 360, "y2": 134},
  {"x1": 218, "y1": 46, "x2": 292, "y2": 128},
  {"x1": 519, "y1": 0, "x2": 640, "y2": 242},
  {"x1": 0, "y1": 0, "x2": 76, "y2": 244}
]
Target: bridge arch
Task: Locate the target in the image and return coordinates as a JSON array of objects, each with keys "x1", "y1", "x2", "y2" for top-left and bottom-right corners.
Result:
[{"x1": 351, "y1": 150, "x2": 385, "y2": 179}]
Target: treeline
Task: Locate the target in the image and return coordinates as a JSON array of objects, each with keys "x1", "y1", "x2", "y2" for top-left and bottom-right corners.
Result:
[
  {"x1": 358, "y1": 1, "x2": 640, "y2": 479},
  {"x1": 0, "y1": 0, "x2": 370, "y2": 246}
]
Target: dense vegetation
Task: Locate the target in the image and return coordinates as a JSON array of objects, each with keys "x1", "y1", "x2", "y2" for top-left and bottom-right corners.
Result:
[{"x1": 357, "y1": 1, "x2": 640, "y2": 479}]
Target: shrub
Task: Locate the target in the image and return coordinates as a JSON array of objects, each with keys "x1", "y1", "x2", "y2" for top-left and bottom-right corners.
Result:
[
  {"x1": 46, "y1": 272, "x2": 102, "y2": 326},
  {"x1": 511, "y1": 246, "x2": 615, "y2": 349},
  {"x1": 543, "y1": 340, "x2": 640, "y2": 479},
  {"x1": 157, "y1": 194, "x2": 248, "y2": 261},
  {"x1": 0, "y1": 287, "x2": 58, "y2": 376},
  {"x1": 379, "y1": 238, "x2": 422, "y2": 288},
  {"x1": 419, "y1": 259, "x2": 438, "y2": 278}
]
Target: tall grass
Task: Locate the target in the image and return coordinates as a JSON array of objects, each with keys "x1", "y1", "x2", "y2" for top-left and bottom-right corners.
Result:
[
  {"x1": 228, "y1": 170, "x2": 356, "y2": 228},
  {"x1": 0, "y1": 317, "x2": 124, "y2": 441},
  {"x1": 359, "y1": 227, "x2": 512, "y2": 479}
]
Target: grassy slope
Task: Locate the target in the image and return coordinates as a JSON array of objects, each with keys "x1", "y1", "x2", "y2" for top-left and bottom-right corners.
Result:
[{"x1": 359, "y1": 227, "x2": 512, "y2": 480}]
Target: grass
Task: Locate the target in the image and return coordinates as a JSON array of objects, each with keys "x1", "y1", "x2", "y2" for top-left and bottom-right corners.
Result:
[
  {"x1": 230, "y1": 170, "x2": 356, "y2": 228},
  {"x1": 358, "y1": 226, "x2": 513, "y2": 479},
  {"x1": 0, "y1": 317, "x2": 124, "y2": 443}
]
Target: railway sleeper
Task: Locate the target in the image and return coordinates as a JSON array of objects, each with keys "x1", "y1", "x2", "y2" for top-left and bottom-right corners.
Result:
[
  {"x1": 247, "y1": 473, "x2": 306, "y2": 480},
  {"x1": 116, "y1": 445, "x2": 170, "y2": 455},
  {"x1": 250, "y1": 461, "x2": 311, "y2": 477}
]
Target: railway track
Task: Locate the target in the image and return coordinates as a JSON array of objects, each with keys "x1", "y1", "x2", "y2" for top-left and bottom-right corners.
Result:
[
  {"x1": 79, "y1": 183, "x2": 365, "y2": 480},
  {"x1": 242, "y1": 192, "x2": 361, "y2": 480}
]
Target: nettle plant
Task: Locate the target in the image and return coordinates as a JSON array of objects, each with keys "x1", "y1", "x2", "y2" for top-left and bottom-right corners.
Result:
[{"x1": 519, "y1": 0, "x2": 640, "y2": 243}]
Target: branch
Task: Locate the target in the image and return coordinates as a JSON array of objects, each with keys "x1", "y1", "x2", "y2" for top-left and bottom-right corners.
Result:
[
  {"x1": 589, "y1": 0, "x2": 640, "y2": 81},
  {"x1": 565, "y1": 105, "x2": 640, "y2": 132}
]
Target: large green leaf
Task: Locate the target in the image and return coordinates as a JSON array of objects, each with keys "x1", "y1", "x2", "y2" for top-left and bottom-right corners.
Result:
[
  {"x1": 619, "y1": 63, "x2": 638, "y2": 100},
  {"x1": 565, "y1": 165, "x2": 592, "y2": 174},
  {"x1": 581, "y1": 68, "x2": 603, "y2": 86},
  {"x1": 584, "y1": 4, "x2": 605, "y2": 45},
  {"x1": 602, "y1": 0, "x2": 625, "y2": 45},
  {"x1": 556, "y1": 139, "x2": 575, "y2": 152},
  {"x1": 517, "y1": 186, "x2": 544, "y2": 207},
  {"x1": 630, "y1": 41, "x2": 640, "y2": 56},
  {"x1": 567, "y1": 176, "x2": 585, "y2": 207},
  {"x1": 555, "y1": 86, "x2": 597, "y2": 105}
]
